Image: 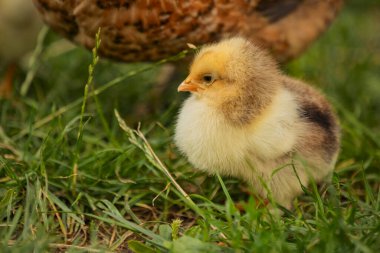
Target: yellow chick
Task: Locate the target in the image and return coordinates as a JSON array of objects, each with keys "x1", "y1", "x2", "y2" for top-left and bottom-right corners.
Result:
[{"x1": 174, "y1": 37, "x2": 340, "y2": 209}]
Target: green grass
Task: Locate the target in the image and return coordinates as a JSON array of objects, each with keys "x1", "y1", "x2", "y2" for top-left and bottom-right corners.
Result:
[{"x1": 1, "y1": 1, "x2": 379, "y2": 252}]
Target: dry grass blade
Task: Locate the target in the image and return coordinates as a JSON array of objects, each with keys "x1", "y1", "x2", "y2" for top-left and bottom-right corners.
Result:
[{"x1": 114, "y1": 109, "x2": 204, "y2": 217}]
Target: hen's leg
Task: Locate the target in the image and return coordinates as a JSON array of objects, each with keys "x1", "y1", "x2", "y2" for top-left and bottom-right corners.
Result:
[{"x1": 0, "y1": 63, "x2": 17, "y2": 99}]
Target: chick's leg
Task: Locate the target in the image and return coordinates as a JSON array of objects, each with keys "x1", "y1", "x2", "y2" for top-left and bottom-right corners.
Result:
[{"x1": 0, "y1": 63, "x2": 17, "y2": 99}]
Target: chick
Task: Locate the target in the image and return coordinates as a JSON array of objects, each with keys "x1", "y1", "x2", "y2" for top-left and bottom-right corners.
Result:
[{"x1": 174, "y1": 37, "x2": 340, "y2": 209}]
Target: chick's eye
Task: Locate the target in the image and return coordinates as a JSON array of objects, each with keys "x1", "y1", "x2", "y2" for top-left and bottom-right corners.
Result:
[{"x1": 202, "y1": 74, "x2": 214, "y2": 84}]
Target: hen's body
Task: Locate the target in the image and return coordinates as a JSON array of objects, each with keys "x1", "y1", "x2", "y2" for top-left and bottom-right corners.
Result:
[
  {"x1": 0, "y1": 0, "x2": 42, "y2": 97},
  {"x1": 33, "y1": 0, "x2": 343, "y2": 62},
  {"x1": 0, "y1": 0, "x2": 42, "y2": 63}
]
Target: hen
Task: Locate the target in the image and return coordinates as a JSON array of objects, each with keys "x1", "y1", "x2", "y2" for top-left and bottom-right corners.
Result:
[
  {"x1": 0, "y1": 0, "x2": 42, "y2": 97},
  {"x1": 32, "y1": 0, "x2": 343, "y2": 63}
]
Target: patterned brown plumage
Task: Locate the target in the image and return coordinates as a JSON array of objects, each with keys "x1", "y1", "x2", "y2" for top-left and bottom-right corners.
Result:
[{"x1": 32, "y1": 0, "x2": 343, "y2": 62}]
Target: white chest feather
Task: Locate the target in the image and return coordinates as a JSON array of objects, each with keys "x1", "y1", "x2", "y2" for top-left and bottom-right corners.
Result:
[
  {"x1": 174, "y1": 89, "x2": 300, "y2": 178},
  {"x1": 175, "y1": 95, "x2": 248, "y2": 175}
]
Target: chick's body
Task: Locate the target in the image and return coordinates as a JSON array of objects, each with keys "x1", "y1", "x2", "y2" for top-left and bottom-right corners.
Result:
[{"x1": 175, "y1": 38, "x2": 340, "y2": 209}]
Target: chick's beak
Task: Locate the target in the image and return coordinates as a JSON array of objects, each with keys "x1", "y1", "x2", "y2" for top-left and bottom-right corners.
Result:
[{"x1": 177, "y1": 79, "x2": 201, "y2": 92}]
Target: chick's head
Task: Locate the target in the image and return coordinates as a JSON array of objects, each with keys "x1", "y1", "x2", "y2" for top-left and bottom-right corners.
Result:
[{"x1": 178, "y1": 37, "x2": 281, "y2": 107}]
